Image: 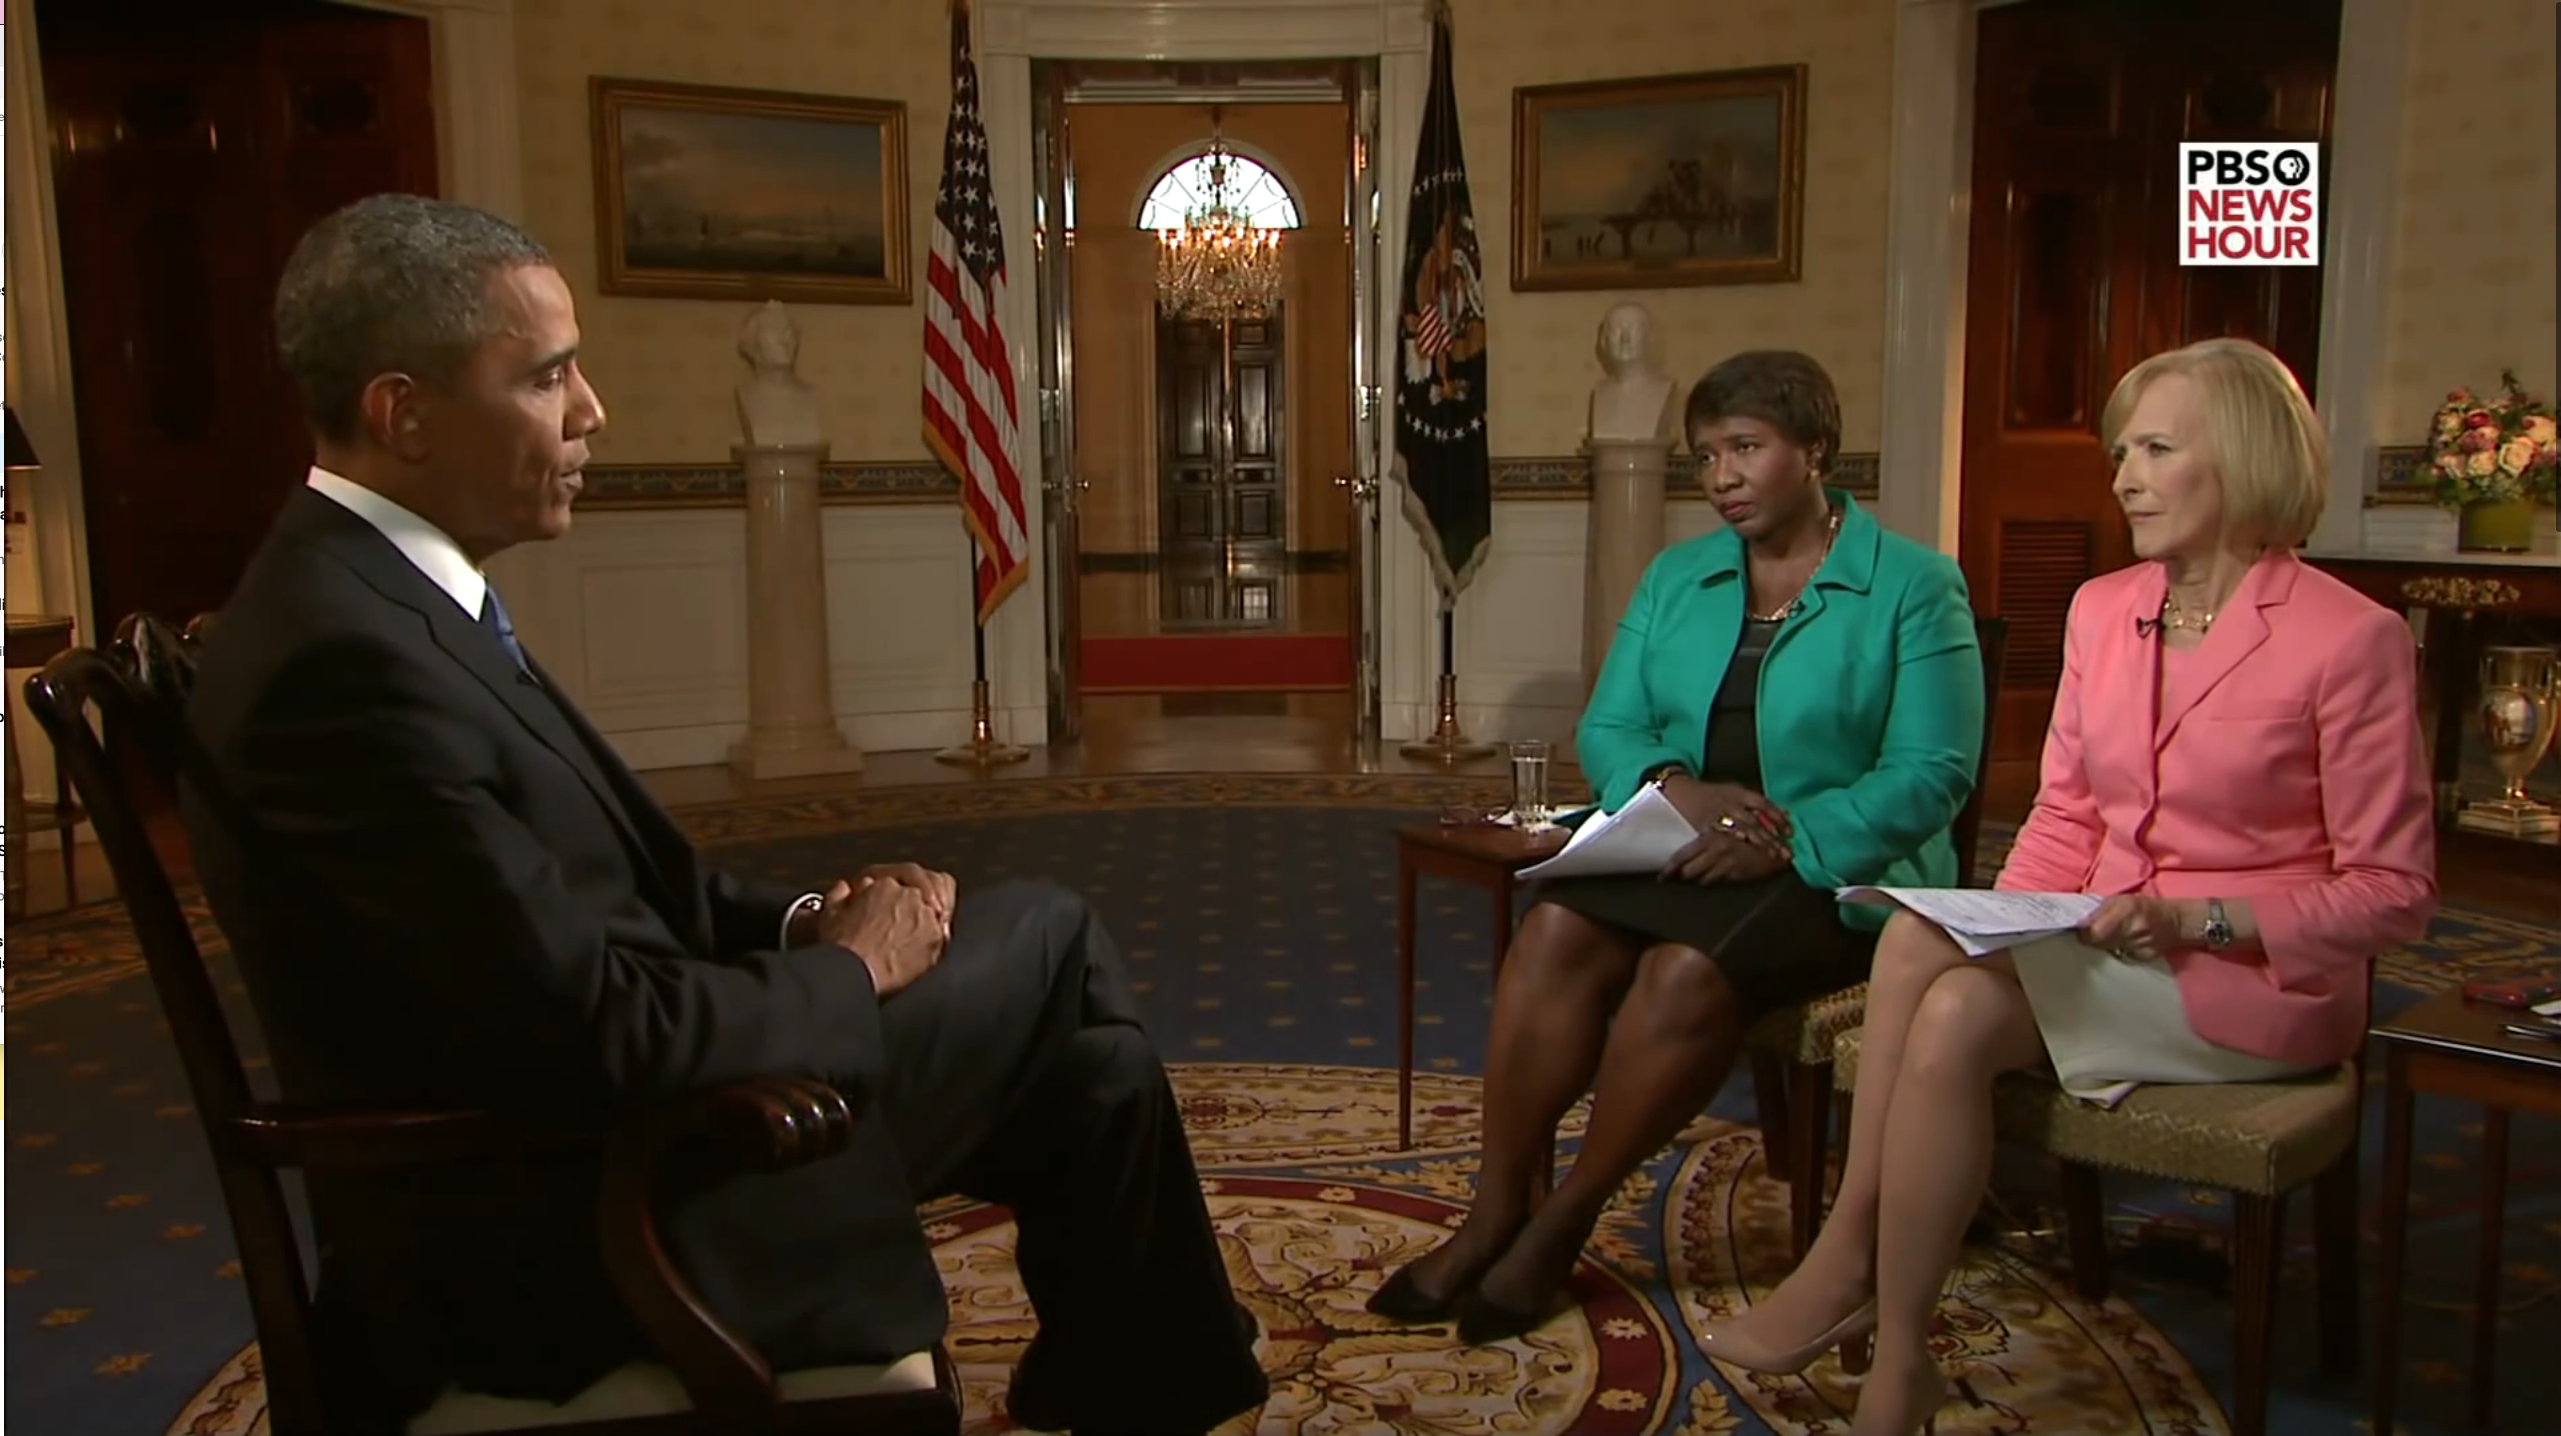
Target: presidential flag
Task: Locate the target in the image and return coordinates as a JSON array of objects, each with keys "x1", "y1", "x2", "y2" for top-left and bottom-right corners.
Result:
[
  {"x1": 1392, "y1": 4, "x2": 1492, "y2": 602},
  {"x1": 922, "y1": 0, "x2": 1030, "y2": 625}
]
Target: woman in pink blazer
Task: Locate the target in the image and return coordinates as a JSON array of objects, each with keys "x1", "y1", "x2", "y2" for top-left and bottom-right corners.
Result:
[{"x1": 1696, "y1": 338, "x2": 2438, "y2": 1435}]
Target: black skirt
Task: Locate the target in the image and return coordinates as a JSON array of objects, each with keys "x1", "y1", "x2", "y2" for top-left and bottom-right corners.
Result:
[{"x1": 1525, "y1": 870, "x2": 1875, "y2": 1017}]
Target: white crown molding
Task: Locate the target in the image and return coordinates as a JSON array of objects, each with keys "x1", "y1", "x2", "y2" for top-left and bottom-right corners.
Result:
[{"x1": 979, "y1": 0, "x2": 1430, "y2": 60}]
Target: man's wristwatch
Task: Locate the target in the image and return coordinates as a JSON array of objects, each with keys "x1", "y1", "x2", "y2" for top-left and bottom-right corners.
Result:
[
  {"x1": 780, "y1": 891, "x2": 826, "y2": 949},
  {"x1": 2200, "y1": 898, "x2": 2234, "y2": 950}
]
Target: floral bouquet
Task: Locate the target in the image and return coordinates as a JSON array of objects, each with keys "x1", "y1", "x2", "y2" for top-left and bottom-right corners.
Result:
[{"x1": 2428, "y1": 370, "x2": 2559, "y2": 508}]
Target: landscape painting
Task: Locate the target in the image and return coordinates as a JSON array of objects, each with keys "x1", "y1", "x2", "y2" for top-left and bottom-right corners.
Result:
[
  {"x1": 590, "y1": 78, "x2": 911, "y2": 305},
  {"x1": 1510, "y1": 65, "x2": 1805, "y2": 291}
]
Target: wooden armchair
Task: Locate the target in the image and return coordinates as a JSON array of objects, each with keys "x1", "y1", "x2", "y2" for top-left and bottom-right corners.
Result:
[
  {"x1": 24, "y1": 642, "x2": 961, "y2": 1436},
  {"x1": 1744, "y1": 616, "x2": 2009, "y2": 1258}
]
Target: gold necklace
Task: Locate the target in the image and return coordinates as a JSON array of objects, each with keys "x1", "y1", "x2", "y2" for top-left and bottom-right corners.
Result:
[
  {"x1": 2161, "y1": 591, "x2": 2216, "y2": 634},
  {"x1": 1747, "y1": 504, "x2": 1842, "y2": 622}
]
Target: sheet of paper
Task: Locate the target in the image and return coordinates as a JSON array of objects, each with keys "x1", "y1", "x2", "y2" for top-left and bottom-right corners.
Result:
[
  {"x1": 1835, "y1": 886, "x2": 2105, "y2": 957},
  {"x1": 1517, "y1": 782, "x2": 1700, "y2": 881}
]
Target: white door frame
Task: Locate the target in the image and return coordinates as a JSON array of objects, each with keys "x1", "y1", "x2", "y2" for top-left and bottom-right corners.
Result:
[
  {"x1": 1870, "y1": 0, "x2": 2410, "y2": 560},
  {"x1": 978, "y1": 0, "x2": 1439, "y2": 742}
]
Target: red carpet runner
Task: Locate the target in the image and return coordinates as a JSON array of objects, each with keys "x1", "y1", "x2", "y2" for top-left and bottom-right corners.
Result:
[{"x1": 1079, "y1": 633, "x2": 1355, "y2": 692}]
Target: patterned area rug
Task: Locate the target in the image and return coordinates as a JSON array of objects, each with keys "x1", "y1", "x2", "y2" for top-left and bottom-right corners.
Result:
[
  {"x1": 164, "y1": 1065, "x2": 2229, "y2": 1436},
  {"x1": 4, "y1": 773, "x2": 2555, "y2": 1436}
]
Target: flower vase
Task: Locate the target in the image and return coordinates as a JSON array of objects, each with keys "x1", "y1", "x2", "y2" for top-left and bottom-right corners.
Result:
[{"x1": 2457, "y1": 496, "x2": 2535, "y2": 553}]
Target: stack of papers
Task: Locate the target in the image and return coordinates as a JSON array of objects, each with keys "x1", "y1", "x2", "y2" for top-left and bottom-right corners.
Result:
[
  {"x1": 1835, "y1": 886, "x2": 2103, "y2": 957},
  {"x1": 1518, "y1": 783, "x2": 1698, "y2": 881}
]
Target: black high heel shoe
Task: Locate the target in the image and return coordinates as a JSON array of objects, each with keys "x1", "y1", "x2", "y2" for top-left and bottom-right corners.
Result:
[
  {"x1": 1454, "y1": 1287, "x2": 1551, "y2": 1345},
  {"x1": 1364, "y1": 1261, "x2": 1475, "y2": 1323}
]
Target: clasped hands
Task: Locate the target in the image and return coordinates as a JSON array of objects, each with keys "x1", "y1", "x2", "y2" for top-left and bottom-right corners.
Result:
[
  {"x1": 1657, "y1": 775, "x2": 1794, "y2": 885},
  {"x1": 793, "y1": 863, "x2": 957, "y2": 998}
]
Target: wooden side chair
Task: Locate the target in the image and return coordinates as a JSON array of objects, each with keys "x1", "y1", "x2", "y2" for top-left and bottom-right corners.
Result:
[
  {"x1": 24, "y1": 644, "x2": 961, "y2": 1436},
  {"x1": 1829, "y1": 1018, "x2": 2362, "y2": 1436},
  {"x1": 1746, "y1": 616, "x2": 2009, "y2": 1257}
]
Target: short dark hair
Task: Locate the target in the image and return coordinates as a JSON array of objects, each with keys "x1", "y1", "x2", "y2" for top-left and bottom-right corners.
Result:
[
  {"x1": 272, "y1": 193, "x2": 553, "y2": 443},
  {"x1": 1683, "y1": 350, "x2": 1843, "y2": 474}
]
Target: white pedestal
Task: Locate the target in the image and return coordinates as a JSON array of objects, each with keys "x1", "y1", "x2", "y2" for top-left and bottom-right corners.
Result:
[
  {"x1": 1581, "y1": 436, "x2": 1676, "y2": 691},
  {"x1": 729, "y1": 444, "x2": 862, "y2": 780}
]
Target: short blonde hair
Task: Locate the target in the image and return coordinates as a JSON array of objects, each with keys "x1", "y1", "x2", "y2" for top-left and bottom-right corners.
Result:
[{"x1": 2099, "y1": 337, "x2": 2328, "y2": 548}]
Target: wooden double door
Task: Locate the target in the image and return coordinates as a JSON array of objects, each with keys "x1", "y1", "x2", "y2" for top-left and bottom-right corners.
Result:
[
  {"x1": 39, "y1": 0, "x2": 439, "y2": 633},
  {"x1": 1960, "y1": 0, "x2": 2339, "y2": 756},
  {"x1": 1156, "y1": 310, "x2": 1288, "y2": 628}
]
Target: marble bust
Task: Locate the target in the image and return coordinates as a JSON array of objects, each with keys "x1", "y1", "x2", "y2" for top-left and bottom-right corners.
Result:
[
  {"x1": 734, "y1": 300, "x2": 825, "y2": 450},
  {"x1": 1586, "y1": 302, "x2": 1675, "y2": 444}
]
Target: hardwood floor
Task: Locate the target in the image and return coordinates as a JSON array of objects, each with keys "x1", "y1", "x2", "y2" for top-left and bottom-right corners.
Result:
[{"x1": 11, "y1": 719, "x2": 2546, "y2": 922}]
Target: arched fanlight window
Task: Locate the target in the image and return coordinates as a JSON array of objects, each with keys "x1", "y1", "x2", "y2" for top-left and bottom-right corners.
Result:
[{"x1": 1138, "y1": 151, "x2": 1302, "y2": 231}]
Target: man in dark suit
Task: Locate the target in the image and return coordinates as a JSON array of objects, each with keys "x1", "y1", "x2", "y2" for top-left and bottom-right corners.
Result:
[{"x1": 183, "y1": 193, "x2": 1267, "y2": 1435}]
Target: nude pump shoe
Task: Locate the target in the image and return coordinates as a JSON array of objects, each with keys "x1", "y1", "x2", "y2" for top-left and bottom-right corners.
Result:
[{"x1": 1694, "y1": 1296, "x2": 1879, "y2": 1375}]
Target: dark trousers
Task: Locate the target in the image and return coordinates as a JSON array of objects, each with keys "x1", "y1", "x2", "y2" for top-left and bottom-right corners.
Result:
[{"x1": 877, "y1": 881, "x2": 1268, "y2": 1434}]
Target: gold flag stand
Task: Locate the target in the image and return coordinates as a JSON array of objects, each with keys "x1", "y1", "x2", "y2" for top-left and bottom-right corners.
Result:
[
  {"x1": 935, "y1": 678, "x2": 1029, "y2": 767},
  {"x1": 1400, "y1": 672, "x2": 1497, "y2": 762}
]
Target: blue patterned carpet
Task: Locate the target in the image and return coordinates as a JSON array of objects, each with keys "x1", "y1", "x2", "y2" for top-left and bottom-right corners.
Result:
[{"x1": 7, "y1": 773, "x2": 2558, "y2": 1435}]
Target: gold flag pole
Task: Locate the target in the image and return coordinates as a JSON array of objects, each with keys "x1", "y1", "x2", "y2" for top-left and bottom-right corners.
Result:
[
  {"x1": 1399, "y1": 607, "x2": 1495, "y2": 762},
  {"x1": 935, "y1": 675, "x2": 1029, "y2": 767},
  {"x1": 937, "y1": 560, "x2": 1030, "y2": 767}
]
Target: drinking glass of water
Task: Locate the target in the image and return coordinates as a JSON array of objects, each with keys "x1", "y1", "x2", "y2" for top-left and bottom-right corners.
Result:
[{"x1": 1509, "y1": 739, "x2": 1552, "y2": 831}]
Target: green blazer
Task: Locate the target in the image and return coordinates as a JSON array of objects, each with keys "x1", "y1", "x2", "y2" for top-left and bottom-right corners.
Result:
[{"x1": 1577, "y1": 492, "x2": 1984, "y2": 929}]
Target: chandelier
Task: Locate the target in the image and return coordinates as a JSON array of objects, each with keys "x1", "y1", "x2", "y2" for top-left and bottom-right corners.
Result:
[{"x1": 1155, "y1": 115, "x2": 1285, "y2": 321}]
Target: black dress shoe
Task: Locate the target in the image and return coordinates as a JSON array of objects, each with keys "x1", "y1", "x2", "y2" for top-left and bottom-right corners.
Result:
[
  {"x1": 1454, "y1": 1287, "x2": 1549, "y2": 1346},
  {"x1": 1011, "y1": 1302, "x2": 1261, "y2": 1431},
  {"x1": 1364, "y1": 1263, "x2": 1470, "y2": 1323}
]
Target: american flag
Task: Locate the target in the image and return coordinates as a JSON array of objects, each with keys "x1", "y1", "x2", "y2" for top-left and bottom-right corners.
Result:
[{"x1": 922, "y1": 0, "x2": 1029, "y2": 625}]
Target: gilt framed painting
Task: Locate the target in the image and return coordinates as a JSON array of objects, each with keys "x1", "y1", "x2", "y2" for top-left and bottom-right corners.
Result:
[
  {"x1": 589, "y1": 77, "x2": 912, "y2": 305},
  {"x1": 1510, "y1": 65, "x2": 1806, "y2": 291}
]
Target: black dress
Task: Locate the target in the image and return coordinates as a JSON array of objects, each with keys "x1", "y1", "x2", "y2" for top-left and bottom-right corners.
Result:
[{"x1": 1529, "y1": 614, "x2": 1876, "y2": 1016}]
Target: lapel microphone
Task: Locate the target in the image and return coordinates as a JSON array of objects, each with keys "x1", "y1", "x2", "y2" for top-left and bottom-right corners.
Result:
[{"x1": 2133, "y1": 601, "x2": 2166, "y2": 640}]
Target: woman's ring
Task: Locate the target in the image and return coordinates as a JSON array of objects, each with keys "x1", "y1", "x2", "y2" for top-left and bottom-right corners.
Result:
[{"x1": 1716, "y1": 814, "x2": 1741, "y2": 831}]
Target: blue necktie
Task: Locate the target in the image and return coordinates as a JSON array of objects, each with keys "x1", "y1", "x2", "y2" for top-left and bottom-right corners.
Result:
[{"x1": 481, "y1": 587, "x2": 532, "y2": 677}]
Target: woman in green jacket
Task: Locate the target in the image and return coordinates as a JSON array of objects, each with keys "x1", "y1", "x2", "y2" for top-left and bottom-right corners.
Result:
[{"x1": 1369, "y1": 350, "x2": 1985, "y2": 1344}]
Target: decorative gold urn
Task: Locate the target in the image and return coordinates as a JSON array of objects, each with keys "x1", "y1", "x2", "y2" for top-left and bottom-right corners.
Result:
[{"x1": 2458, "y1": 645, "x2": 2560, "y2": 836}]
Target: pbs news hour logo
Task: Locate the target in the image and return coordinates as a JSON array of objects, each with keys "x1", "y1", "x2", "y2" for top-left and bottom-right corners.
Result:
[{"x1": 2180, "y1": 142, "x2": 2320, "y2": 267}]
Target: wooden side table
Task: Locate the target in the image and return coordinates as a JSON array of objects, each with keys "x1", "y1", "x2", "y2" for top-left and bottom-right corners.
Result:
[
  {"x1": 7, "y1": 613, "x2": 84, "y2": 908},
  {"x1": 1390, "y1": 821, "x2": 1565, "y2": 1148},
  {"x1": 2369, "y1": 985, "x2": 2561, "y2": 1436}
]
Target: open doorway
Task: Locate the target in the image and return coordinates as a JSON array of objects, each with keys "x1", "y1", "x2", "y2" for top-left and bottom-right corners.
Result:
[
  {"x1": 1031, "y1": 63, "x2": 1369, "y2": 735},
  {"x1": 35, "y1": 0, "x2": 440, "y2": 632},
  {"x1": 1955, "y1": 0, "x2": 2339, "y2": 757}
]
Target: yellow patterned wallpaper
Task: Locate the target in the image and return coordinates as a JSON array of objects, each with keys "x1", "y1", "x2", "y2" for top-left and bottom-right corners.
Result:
[
  {"x1": 512, "y1": 0, "x2": 956, "y2": 465},
  {"x1": 508, "y1": 0, "x2": 1896, "y2": 465},
  {"x1": 1444, "y1": 0, "x2": 1896, "y2": 456},
  {"x1": 2372, "y1": 0, "x2": 2558, "y2": 442},
  {"x1": 507, "y1": 0, "x2": 2551, "y2": 467}
]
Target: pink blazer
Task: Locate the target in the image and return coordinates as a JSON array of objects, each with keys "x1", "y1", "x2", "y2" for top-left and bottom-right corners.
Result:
[{"x1": 1997, "y1": 550, "x2": 2438, "y2": 1065}]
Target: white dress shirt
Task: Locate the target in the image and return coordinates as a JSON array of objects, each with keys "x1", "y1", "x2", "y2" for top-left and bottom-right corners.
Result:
[{"x1": 305, "y1": 467, "x2": 488, "y2": 620}]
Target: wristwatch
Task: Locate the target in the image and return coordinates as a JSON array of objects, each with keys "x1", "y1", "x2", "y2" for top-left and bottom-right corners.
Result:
[
  {"x1": 2201, "y1": 898, "x2": 2234, "y2": 950},
  {"x1": 1642, "y1": 762, "x2": 1690, "y2": 787}
]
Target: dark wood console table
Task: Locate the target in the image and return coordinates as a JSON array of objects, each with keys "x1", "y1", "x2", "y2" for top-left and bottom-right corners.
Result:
[{"x1": 2301, "y1": 548, "x2": 2561, "y2": 877}]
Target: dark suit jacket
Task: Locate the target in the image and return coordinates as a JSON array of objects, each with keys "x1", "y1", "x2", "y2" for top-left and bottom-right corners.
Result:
[{"x1": 183, "y1": 490, "x2": 950, "y2": 1422}]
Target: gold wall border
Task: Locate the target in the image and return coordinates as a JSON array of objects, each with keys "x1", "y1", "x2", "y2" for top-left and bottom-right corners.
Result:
[{"x1": 573, "y1": 446, "x2": 2430, "y2": 510}]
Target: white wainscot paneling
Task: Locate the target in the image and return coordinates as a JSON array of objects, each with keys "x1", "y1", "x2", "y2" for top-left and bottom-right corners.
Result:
[
  {"x1": 516, "y1": 507, "x2": 978, "y2": 771},
  {"x1": 1449, "y1": 500, "x2": 1728, "y2": 744}
]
